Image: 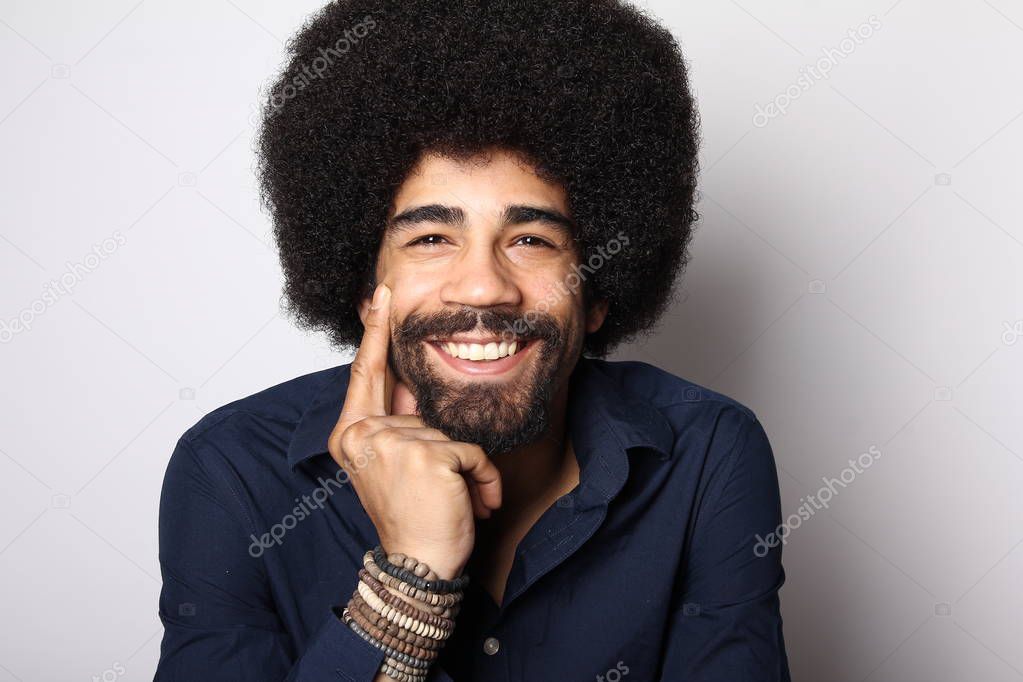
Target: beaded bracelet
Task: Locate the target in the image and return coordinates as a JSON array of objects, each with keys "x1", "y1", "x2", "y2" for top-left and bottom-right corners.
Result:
[
  {"x1": 380, "y1": 661, "x2": 427, "y2": 682},
  {"x1": 356, "y1": 580, "x2": 454, "y2": 639},
  {"x1": 364, "y1": 552, "x2": 462, "y2": 607},
  {"x1": 349, "y1": 593, "x2": 443, "y2": 658},
  {"x1": 343, "y1": 607, "x2": 433, "y2": 668},
  {"x1": 373, "y1": 545, "x2": 470, "y2": 594},
  {"x1": 356, "y1": 556, "x2": 460, "y2": 650},
  {"x1": 359, "y1": 568, "x2": 457, "y2": 629},
  {"x1": 340, "y1": 545, "x2": 468, "y2": 681}
]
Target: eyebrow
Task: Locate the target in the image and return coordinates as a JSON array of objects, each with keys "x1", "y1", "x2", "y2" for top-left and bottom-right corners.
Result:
[{"x1": 386, "y1": 204, "x2": 576, "y2": 238}]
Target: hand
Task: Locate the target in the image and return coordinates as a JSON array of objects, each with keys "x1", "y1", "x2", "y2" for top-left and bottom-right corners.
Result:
[{"x1": 327, "y1": 283, "x2": 502, "y2": 580}]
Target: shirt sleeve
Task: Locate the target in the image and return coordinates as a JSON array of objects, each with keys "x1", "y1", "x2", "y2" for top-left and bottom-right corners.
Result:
[
  {"x1": 657, "y1": 413, "x2": 791, "y2": 681},
  {"x1": 154, "y1": 436, "x2": 387, "y2": 682}
]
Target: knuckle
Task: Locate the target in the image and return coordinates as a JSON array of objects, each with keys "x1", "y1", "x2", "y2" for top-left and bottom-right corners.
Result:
[
  {"x1": 375, "y1": 428, "x2": 404, "y2": 449},
  {"x1": 339, "y1": 420, "x2": 369, "y2": 454},
  {"x1": 401, "y1": 438, "x2": 426, "y2": 457},
  {"x1": 424, "y1": 427, "x2": 449, "y2": 441},
  {"x1": 405, "y1": 442, "x2": 437, "y2": 468},
  {"x1": 456, "y1": 441, "x2": 485, "y2": 459}
]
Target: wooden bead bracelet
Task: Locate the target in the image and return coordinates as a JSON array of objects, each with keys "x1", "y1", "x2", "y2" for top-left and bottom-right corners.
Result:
[
  {"x1": 364, "y1": 552, "x2": 462, "y2": 607},
  {"x1": 340, "y1": 545, "x2": 469, "y2": 681},
  {"x1": 342, "y1": 606, "x2": 432, "y2": 669},
  {"x1": 372, "y1": 545, "x2": 470, "y2": 594},
  {"x1": 358, "y1": 568, "x2": 456, "y2": 630}
]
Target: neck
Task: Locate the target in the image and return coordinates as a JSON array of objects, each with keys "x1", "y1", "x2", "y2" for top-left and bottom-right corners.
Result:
[{"x1": 488, "y1": 377, "x2": 578, "y2": 518}]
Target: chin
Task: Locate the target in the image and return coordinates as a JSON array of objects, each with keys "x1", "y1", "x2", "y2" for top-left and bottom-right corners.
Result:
[{"x1": 409, "y1": 370, "x2": 555, "y2": 456}]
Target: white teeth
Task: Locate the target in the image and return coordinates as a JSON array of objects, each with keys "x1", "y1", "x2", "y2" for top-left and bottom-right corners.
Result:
[{"x1": 437, "y1": 339, "x2": 525, "y2": 361}]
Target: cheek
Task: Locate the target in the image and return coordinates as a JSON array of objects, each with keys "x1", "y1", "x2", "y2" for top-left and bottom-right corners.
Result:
[
  {"x1": 521, "y1": 273, "x2": 584, "y2": 323},
  {"x1": 379, "y1": 265, "x2": 440, "y2": 314}
]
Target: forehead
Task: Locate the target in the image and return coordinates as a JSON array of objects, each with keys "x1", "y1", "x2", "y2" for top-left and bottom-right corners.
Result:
[{"x1": 389, "y1": 149, "x2": 569, "y2": 216}]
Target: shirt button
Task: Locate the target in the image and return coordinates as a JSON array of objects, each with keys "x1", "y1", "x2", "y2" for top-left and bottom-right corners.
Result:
[{"x1": 483, "y1": 636, "x2": 500, "y2": 655}]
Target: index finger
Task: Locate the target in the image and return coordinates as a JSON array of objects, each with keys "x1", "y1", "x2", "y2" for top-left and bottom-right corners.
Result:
[{"x1": 339, "y1": 283, "x2": 395, "y2": 428}]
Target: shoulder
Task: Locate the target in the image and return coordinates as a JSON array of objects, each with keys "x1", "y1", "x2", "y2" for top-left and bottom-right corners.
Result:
[
  {"x1": 179, "y1": 365, "x2": 342, "y2": 449},
  {"x1": 183, "y1": 368, "x2": 339, "y2": 443},
  {"x1": 584, "y1": 357, "x2": 772, "y2": 479},
  {"x1": 587, "y1": 357, "x2": 759, "y2": 428},
  {"x1": 160, "y1": 365, "x2": 346, "y2": 521},
  {"x1": 591, "y1": 359, "x2": 781, "y2": 525}
]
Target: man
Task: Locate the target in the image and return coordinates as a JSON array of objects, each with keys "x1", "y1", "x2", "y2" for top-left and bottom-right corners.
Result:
[{"x1": 155, "y1": 0, "x2": 790, "y2": 680}]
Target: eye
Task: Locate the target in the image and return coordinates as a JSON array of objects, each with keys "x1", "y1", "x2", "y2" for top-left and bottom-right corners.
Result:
[
  {"x1": 514, "y1": 235, "x2": 554, "y2": 248},
  {"x1": 407, "y1": 234, "x2": 449, "y2": 247}
]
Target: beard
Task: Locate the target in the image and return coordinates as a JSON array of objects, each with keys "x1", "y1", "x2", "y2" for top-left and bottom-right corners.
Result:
[{"x1": 389, "y1": 305, "x2": 568, "y2": 456}]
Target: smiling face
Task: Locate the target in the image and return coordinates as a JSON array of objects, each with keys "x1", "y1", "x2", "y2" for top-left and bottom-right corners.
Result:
[{"x1": 361, "y1": 148, "x2": 608, "y2": 455}]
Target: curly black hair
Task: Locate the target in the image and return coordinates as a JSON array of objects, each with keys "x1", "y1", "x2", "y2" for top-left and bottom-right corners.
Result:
[{"x1": 256, "y1": 0, "x2": 700, "y2": 358}]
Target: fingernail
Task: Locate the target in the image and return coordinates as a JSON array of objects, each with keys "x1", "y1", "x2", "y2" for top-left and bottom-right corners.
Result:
[{"x1": 371, "y1": 284, "x2": 390, "y2": 310}]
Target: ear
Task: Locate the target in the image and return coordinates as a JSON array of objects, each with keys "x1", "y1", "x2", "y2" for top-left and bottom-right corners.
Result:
[{"x1": 585, "y1": 298, "x2": 609, "y2": 334}]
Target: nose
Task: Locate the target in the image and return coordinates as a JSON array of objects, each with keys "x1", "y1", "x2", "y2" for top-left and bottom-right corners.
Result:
[{"x1": 438, "y1": 241, "x2": 522, "y2": 309}]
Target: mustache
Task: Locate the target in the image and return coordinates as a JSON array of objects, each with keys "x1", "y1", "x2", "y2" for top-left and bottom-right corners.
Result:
[{"x1": 393, "y1": 306, "x2": 562, "y2": 346}]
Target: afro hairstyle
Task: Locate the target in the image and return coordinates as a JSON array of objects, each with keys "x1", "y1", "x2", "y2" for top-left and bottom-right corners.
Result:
[{"x1": 256, "y1": 0, "x2": 701, "y2": 358}]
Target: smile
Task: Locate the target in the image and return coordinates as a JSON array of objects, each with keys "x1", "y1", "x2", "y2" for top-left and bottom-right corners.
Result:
[
  {"x1": 437, "y1": 339, "x2": 523, "y2": 361},
  {"x1": 426, "y1": 337, "x2": 534, "y2": 376}
]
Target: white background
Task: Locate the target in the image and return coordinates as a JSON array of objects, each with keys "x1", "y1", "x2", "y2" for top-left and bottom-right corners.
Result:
[{"x1": 1, "y1": 1, "x2": 1022, "y2": 680}]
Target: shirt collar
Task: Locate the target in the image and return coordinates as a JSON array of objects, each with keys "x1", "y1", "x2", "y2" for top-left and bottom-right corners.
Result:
[
  {"x1": 563, "y1": 357, "x2": 675, "y2": 508},
  {"x1": 287, "y1": 357, "x2": 675, "y2": 504}
]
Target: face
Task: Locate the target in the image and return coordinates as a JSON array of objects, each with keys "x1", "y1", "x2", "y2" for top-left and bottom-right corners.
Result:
[{"x1": 359, "y1": 148, "x2": 607, "y2": 456}]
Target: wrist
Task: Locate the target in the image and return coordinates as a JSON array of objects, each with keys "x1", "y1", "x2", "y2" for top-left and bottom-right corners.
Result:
[
  {"x1": 341, "y1": 546, "x2": 463, "y2": 682},
  {"x1": 380, "y1": 543, "x2": 464, "y2": 580}
]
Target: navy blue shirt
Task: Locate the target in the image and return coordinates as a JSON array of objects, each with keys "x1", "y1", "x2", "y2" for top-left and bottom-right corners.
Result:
[{"x1": 155, "y1": 356, "x2": 790, "y2": 681}]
